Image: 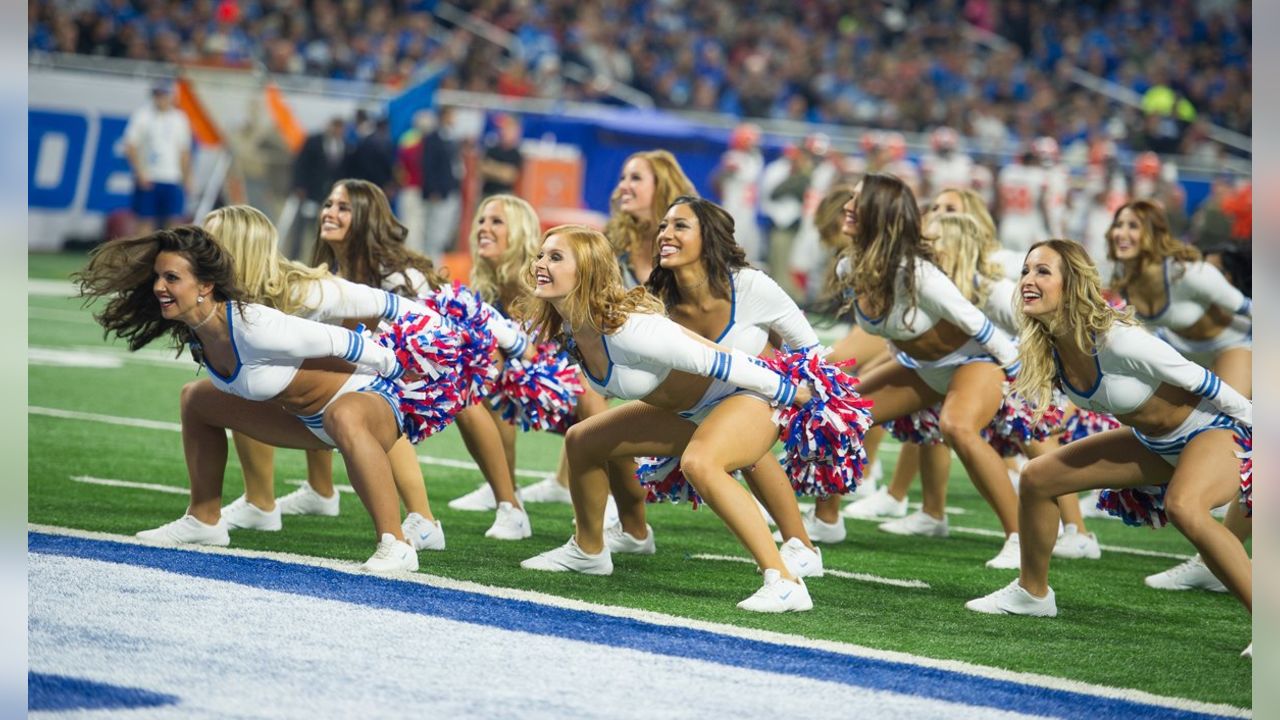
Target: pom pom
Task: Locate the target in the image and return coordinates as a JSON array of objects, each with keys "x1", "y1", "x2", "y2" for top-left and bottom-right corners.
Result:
[
  {"x1": 1097, "y1": 484, "x2": 1168, "y2": 528},
  {"x1": 761, "y1": 347, "x2": 875, "y2": 497},
  {"x1": 1058, "y1": 409, "x2": 1122, "y2": 445},
  {"x1": 635, "y1": 456, "x2": 701, "y2": 508},
  {"x1": 983, "y1": 385, "x2": 1065, "y2": 457},
  {"x1": 374, "y1": 314, "x2": 469, "y2": 443},
  {"x1": 1237, "y1": 430, "x2": 1251, "y2": 517},
  {"x1": 885, "y1": 405, "x2": 944, "y2": 445},
  {"x1": 488, "y1": 343, "x2": 585, "y2": 432},
  {"x1": 417, "y1": 282, "x2": 501, "y2": 403}
]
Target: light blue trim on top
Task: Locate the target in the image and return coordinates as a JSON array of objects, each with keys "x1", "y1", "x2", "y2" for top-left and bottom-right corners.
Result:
[
  {"x1": 711, "y1": 271, "x2": 739, "y2": 343},
  {"x1": 202, "y1": 303, "x2": 243, "y2": 384},
  {"x1": 1053, "y1": 348, "x2": 1103, "y2": 399}
]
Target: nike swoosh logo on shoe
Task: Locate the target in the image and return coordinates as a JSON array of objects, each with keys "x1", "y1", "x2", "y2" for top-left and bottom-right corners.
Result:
[
  {"x1": 779, "y1": 590, "x2": 792, "y2": 601},
  {"x1": 419, "y1": 532, "x2": 431, "y2": 540}
]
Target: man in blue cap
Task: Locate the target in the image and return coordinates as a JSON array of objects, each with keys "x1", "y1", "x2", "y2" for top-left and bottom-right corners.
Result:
[{"x1": 123, "y1": 79, "x2": 192, "y2": 232}]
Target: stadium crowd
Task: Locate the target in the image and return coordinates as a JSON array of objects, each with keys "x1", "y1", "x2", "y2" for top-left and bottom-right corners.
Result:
[{"x1": 30, "y1": 0, "x2": 1250, "y2": 159}]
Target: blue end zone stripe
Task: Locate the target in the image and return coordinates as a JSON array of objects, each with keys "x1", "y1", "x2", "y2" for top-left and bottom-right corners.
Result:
[
  {"x1": 26, "y1": 532, "x2": 1239, "y2": 720},
  {"x1": 29, "y1": 672, "x2": 179, "y2": 712}
]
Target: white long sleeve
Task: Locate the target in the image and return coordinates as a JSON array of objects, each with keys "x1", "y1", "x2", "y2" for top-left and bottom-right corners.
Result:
[
  {"x1": 235, "y1": 303, "x2": 402, "y2": 379},
  {"x1": 1182, "y1": 262, "x2": 1251, "y2": 318},
  {"x1": 1110, "y1": 324, "x2": 1251, "y2": 425},
  {"x1": 915, "y1": 261, "x2": 1020, "y2": 369}
]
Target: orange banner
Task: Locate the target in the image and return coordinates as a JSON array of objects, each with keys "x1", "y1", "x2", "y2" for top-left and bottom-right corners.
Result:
[
  {"x1": 175, "y1": 76, "x2": 222, "y2": 147},
  {"x1": 265, "y1": 82, "x2": 305, "y2": 154}
]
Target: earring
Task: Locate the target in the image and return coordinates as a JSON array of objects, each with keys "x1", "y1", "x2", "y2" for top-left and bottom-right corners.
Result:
[{"x1": 197, "y1": 296, "x2": 205, "y2": 304}]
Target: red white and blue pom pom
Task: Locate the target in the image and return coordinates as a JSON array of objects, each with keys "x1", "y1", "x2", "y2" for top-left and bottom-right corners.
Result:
[
  {"x1": 761, "y1": 347, "x2": 875, "y2": 498},
  {"x1": 418, "y1": 282, "x2": 501, "y2": 403},
  {"x1": 885, "y1": 405, "x2": 944, "y2": 445},
  {"x1": 983, "y1": 386, "x2": 1066, "y2": 457},
  {"x1": 1237, "y1": 430, "x2": 1252, "y2": 517},
  {"x1": 374, "y1": 315, "x2": 468, "y2": 443},
  {"x1": 635, "y1": 456, "x2": 702, "y2": 508},
  {"x1": 1097, "y1": 484, "x2": 1168, "y2": 528},
  {"x1": 488, "y1": 343, "x2": 585, "y2": 432},
  {"x1": 1058, "y1": 409, "x2": 1122, "y2": 445}
]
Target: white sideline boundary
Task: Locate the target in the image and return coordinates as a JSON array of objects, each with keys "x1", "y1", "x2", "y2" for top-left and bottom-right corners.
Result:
[
  {"x1": 691, "y1": 553, "x2": 930, "y2": 589},
  {"x1": 33, "y1": 405, "x2": 1198, "y2": 561},
  {"x1": 27, "y1": 523, "x2": 1250, "y2": 719}
]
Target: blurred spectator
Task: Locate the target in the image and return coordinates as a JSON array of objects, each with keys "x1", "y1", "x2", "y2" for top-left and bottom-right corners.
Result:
[
  {"x1": 345, "y1": 116, "x2": 396, "y2": 193},
  {"x1": 291, "y1": 116, "x2": 350, "y2": 257},
  {"x1": 760, "y1": 143, "x2": 809, "y2": 298},
  {"x1": 420, "y1": 106, "x2": 462, "y2": 261},
  {"x1": 123, "y1": 80, "x2": 191, "y2": 233},
  {"x1": 710, "y1": 123, "x2": 764, "y2": 263},
  {"x1": 396, "y1": 111, "x2": 432, "y2": 259},
  {"x1": 479, "y1": 113, "x2": 524, "y2": 197}
]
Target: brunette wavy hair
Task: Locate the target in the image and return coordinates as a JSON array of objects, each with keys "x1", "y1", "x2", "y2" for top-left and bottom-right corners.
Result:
[
  {"x1": 1106, "y1": 199, "x2": 1200, "y2": 297},
  {"x1": 838, "y1": 172, "x2": 935, "y2": 319},
  {"x1": 74, "y1": 225, "x2": 244, "y2": 359},
  {"x1": 645, "y1": 196, "x2": 747, "y2": 311},
  {"x1": 312, "y1": 178, "x2": 444, "y2": 295}
]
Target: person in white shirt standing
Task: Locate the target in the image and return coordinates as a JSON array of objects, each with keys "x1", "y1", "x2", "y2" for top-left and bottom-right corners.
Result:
[
  {"x1": 996, "y1": 146, "x2": 1049, "y2": 257},
  {"x1": 124, "y1": 80, "x2": 193, "y2": 233},
  {"x1": 711, "y1": 123, "x2": 765, "y2": 264}
]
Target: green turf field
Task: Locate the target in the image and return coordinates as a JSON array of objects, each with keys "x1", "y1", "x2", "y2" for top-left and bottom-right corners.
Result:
[{"x1": 28, "y1": 251, "x2": 1252, "y2": 709}]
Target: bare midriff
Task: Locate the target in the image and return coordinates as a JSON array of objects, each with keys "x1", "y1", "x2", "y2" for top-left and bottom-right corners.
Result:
[
  {"x1": 1115, "y1": 384, "x2": 1198, "y2": 437},
  {"x1": 274, "y1": 356, "x2": 359, "y2": 416},
  {"x1": 893, "y1": 320, "x2": 972, "y2": 361}
]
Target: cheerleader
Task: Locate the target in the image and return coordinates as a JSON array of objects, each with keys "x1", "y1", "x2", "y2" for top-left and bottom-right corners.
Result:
[
  {"x1": 602, "y1": 196, "x2": 822, "y2": 575},
  {"x1": 74, "y1": 226, "x2": 503, "y2": 571},
  {"x1": 204, "y1": 205, "x2": 447, "y2": 550},
  {"x1": 1106, "y1": 199, "x2": 1254, "y2": 589},
  {"x1": 605, "y1": 150, "x2": 696, "y2": 288},
  {"x1": 517, "y1": 226, "x2": 820, "y2": 612},
  {"x1": 966, "y1": 240, "x2": 1251, "y2": 658},
  {"x1": 827, "y1": 174, "x2": 1026, "y2": 568}
]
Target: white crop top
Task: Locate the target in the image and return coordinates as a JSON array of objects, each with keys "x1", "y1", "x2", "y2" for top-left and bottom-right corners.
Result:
[
  {"x1": 1055, "y1": 323, "x2": 1251, "y2": 425},
  {"x1": 576, "y1": 312, "x2": 796, "y2": 407},
  {"x1": 201, "y1": 301, "x2": 407, "y2": 402},
  {"x1": 715, "y1": 268, "x2": 820, "y2": 355},
  {"x1": 848, "y1": 258, "x2": 1019, "y2": 368},
  {"x1": 982, "y1": 277, "x2": 1019, "y2": 337},
  {"x1": 1128, "y1": 259, "x2": 1252, "y2": 334}
]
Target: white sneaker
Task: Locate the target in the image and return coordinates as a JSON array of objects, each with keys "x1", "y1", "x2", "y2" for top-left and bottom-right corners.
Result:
[
  {"x1": 737, "y1": 569, "x2": 813, "y2": 613},
  {"x1": 520, "y1": 475, "x2": 573, "y2": 504},
  {"x1": 802, "y1": 507, "x2": 846, "y2": 544},
  {"x1": 605, "y1": 522, "x2": 656, "y2": 554},
  {"x1": 966, "y1": 579, "x2": 1057, "y2": 616},
  {"x1": 779, "y1": 537, "x2": 824, "y2": 578},
  {"x1": 1144, "y1": 554, "x2": 1227, "y2": 592},
  {"x1": 1051, "y1": 524, "x2": 1101, "y2": 559},
  {"x1": 276, "y1": 484, "x2": 340, "y2": 517},
  {"x1": 402, "y1": 512, "x2": 445, "y2": 551},
  {"x1": 1079, "y1": 489, "x2": 1114, "y2": 520},
  {"x1": 361, "y1": 533, "x2": 418, "y2": 573},
  {"x1": 985, "y1": 533, "x2": 1022, "y2": 569},
  {"x1": 485, "y1": 501, "x2": 532, "y2": 540},
  {"x1": 1241, "y1": 643, "x2": 1252, "y2": 659},
  {"x1": 843, "y1": 487, "x2": 908, "y2": 520},
  {"x1": 879, "y1": 510, "x2": 949, "y2": 538},
  {"x1": 220, "y1": 495, "x2": 282, "y2": 531},
  {"x1": 521, "y1": 536, "x2": 612, "y2": 575},
  {"x1": 448, "y1": 482, "x2": 497, "y2": 512},
  {"x1": 603, "y1": 494, "x2": 620, "y2": 527},
  {"x1": 849, "y1": 464, "x2": 880, "y2": 500},
  {"x1": 136, "y1": 514, "x2": 230, "y2": 546}
]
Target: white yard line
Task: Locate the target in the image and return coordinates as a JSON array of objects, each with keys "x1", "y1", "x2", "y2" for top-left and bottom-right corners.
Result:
[
  {"x1": 27, "y1": 523, "x2": 1250, "y2": 719},
  {"x1": 71, "y1": 475, "x2": 189, "y2": 495},
  {"x1": 29, "y1": 307, "x2": 97, "y2": 325},
  {"x1": 692, "y1": 553, "x2": 930, "y2": 589}
]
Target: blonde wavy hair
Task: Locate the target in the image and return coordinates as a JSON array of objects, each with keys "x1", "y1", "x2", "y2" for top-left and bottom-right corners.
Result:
[
  {"x1": 468, "y1": 194, "x2": 542, "y2": 307},
  {"x1": 928, "y1": 187, "x2": 996, "y2": 245},
  {"x1": 1106, "y1": 200, "x2": 1200, "y2": 297},
  {"x1": 1014, "y1": 239, "x2": 1135, "y2": 416},
  {"x1": 515, "y1": 225, "x2": 665, "y2": 346},
  {"x1": 927, "y1": 213, "x2": 1004, "y2": 307},
  {"x1": 203, "y1": 205, "x2": 331, "y2": 315},
  {"x1": 603, "y1": 150, "x2": 696, "y2": 258}
]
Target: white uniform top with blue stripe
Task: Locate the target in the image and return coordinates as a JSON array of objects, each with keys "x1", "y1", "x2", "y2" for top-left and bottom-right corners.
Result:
[
  {"x1": 1054, "y1": 323, "x2": 1251, "y2": 426},
  {"x1": 1127, "y1": 259, "x2": 1252, "y2": 335},
  {"x1": 200, "y1": 301, "x2": 414, "y2": 403},
  {"x1": 844, "y1": 257, "x2": 1020, "y2": 369},
  {"x1": 577, "y1": 312, "x2": 795, "y2": 408},
  {"x1": 716, "y1": 268, "x2": 820, "y2": 355}
]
